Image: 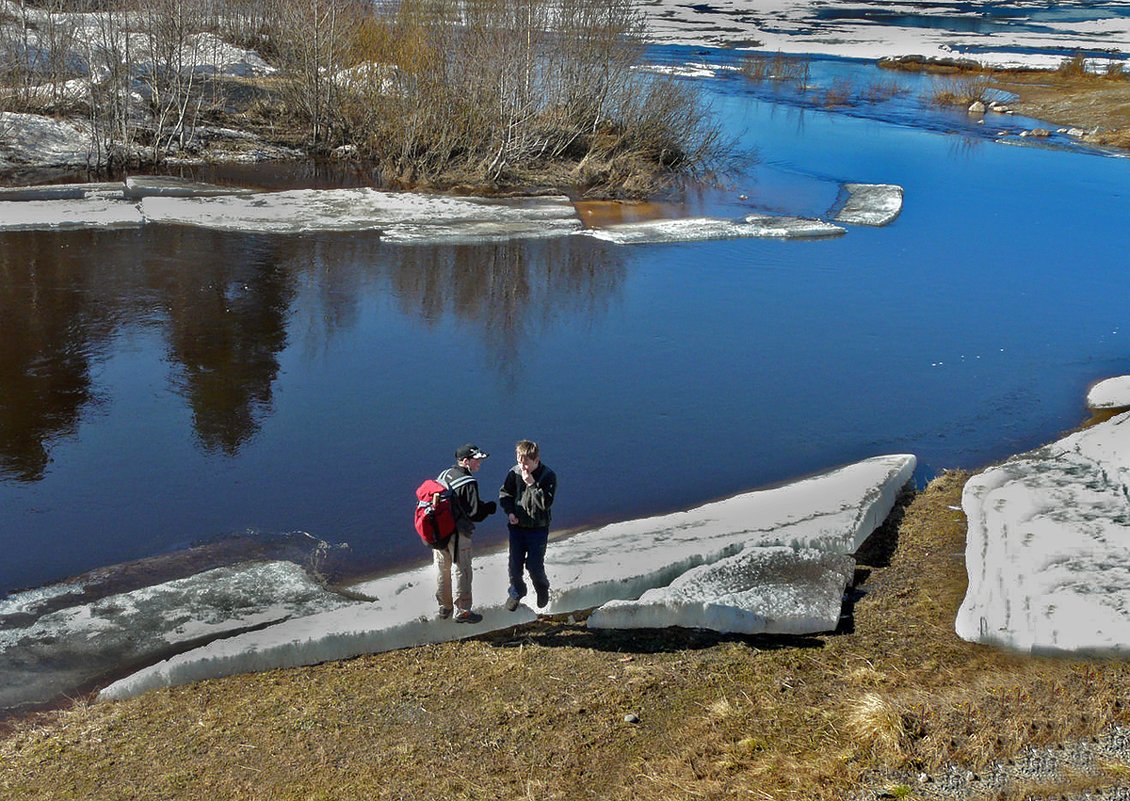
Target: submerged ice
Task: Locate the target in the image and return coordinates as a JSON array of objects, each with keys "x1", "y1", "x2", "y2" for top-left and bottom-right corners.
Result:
[{"x1": 0, "y1": 561, "x2": 353, "y2": 711}]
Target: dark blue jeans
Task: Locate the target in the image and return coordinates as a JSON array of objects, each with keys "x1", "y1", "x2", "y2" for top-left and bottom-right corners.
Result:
[{"x1": 507, "y1": 524, "x2": 549, "y2": 599}]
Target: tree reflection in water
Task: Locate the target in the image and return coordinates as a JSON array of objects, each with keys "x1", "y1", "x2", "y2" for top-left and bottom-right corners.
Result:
[
  {"x1": 383, "y1": 236, "x2": 624, "y2": 385},
  {"x1": 0, "y1": 231, "x2": 120, "y2": 482},
  {"x1": 0, "y1": 226, "x2": 624, "y2": 483},
  {"x1": 151, "y1": 229, "x2": 296, "y2": 456}
]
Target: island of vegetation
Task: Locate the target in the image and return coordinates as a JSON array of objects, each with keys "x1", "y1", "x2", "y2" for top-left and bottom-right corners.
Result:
[{"x1": 0, "y1": 0, "x2": 732, "y2": 197}]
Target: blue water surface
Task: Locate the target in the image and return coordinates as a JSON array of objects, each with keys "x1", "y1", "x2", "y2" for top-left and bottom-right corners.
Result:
[{"x1": 0, "y1": 51, "x2": 1127, "y2": 596}]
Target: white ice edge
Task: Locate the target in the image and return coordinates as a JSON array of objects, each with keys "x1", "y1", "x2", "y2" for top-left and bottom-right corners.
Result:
[
  {"x1": 0, "y1": 186, "x2": 905, "y2": 244},
  {"x1": 98, "y1": 453, "x2": 913, "y2": 702}
]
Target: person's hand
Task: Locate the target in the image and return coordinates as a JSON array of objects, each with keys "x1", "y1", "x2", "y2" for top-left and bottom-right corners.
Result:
[
  {"x1": 520, "y1": 466, "x2": 535, "y2": 486},
  {"x1": 483, "y1": 501, "x2": 497, "y2": 515},
  {"x1": 508, "y1": 513, "x2": 519, "y2": 525}
]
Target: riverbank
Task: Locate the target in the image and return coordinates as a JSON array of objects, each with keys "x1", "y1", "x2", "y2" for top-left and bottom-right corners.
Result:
[{"x1": 2, "y1": 469, "x2": 1128, "y2": 800}]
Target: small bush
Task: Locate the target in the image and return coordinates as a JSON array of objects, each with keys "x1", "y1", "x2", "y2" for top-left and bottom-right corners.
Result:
[
  {"x1": 1057, "y1": 52, "x2": 1090, "y2": 78},
  {"x1": 741, "y1": 51, "x2": 810, "y2": 91},
  {"x1": 820, "y1": 77, "x2": 854, "y2": 107},
  {"x1": 930, "y1": 75, "x2": 993, "y2": 107}
]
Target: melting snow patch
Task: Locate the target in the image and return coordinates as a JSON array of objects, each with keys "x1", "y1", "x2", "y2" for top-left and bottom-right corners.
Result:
[
  {"x1": 0, "y1": 111, "x2": 95, "y2": 167},
  {"x1": 833, "y1": 183, "x2": 904, "y2": 226},
  {"x1": 956, "y1": 410, "x2": 1130, "y2": 653}
]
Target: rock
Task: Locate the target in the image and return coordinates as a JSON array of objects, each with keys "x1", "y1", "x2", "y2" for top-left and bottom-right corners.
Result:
[
  {"x1": 624, "y1": 713, "x2": 640, "y2": 724},
  {"x1": 968, "y1": 100, "x2": 986, "y2": 114}
]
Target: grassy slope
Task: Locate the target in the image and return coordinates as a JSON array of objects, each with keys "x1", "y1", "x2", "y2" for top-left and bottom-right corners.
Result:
[
  {"x1": 2, "y1": 471, "x2": 1129, "y2": 800},
  {"x1": 995, "y1": 71, "x2": 1130, "y2": 149}
]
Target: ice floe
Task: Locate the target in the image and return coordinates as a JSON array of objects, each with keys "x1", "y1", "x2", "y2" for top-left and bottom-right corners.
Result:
[
  {"x1": 581, "y1": 215, "x2": 845, "y2": 244},
  {"x1": 98, "y1": 454, "x2": 913, "y2": 702},
  {"x1": 0, "y1": 561, "x2": 353, "y2": 711},
  {"x1": 588, "y1": 548, "x2": 854, "y2": 635},
  {"x1": 139, "y1": 189, "x2": 583, "y2": 239},
  {"x1": 0, "y1": 195, "x2": 143, "y2": 230},
  {"x1": 956, "y1": 389, "x2": 1130, "y2": 654},
  {"x1": 1087, "y1": 375, "x2": 1130, "y2": 410},
  {"x1": 833, "y1": 184, "x2": 904, "y2": 226},
  {"x1": 0, "y1": 180, "x2": 903, "y2": 244}
]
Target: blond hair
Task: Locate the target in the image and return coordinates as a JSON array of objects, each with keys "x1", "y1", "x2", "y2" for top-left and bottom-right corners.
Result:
[{"x1": 515, "y1": 439, "x2": 539, "y2": 459}]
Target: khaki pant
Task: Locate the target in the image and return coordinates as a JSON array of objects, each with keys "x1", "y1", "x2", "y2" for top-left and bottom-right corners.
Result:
[{"x1": 434, "y1": 533, "x2": 473, "y2": 612}]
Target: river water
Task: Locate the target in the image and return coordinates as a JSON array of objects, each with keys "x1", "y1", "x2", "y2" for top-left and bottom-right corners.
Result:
[{"x1": 1, "y1": 49, "x2": 1128, "y2": 598}]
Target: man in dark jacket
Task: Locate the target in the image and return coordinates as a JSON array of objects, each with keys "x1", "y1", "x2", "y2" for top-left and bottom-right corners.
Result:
[
  {"x1": 499, "y1": 439, "x2": 557, "y2": 611},
  {"x1": 436, "y1": 443, "x2": 496, "y2": 623}
]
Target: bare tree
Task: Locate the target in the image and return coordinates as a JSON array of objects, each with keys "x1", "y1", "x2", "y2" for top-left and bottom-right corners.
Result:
[
  {"x1": 132, "y1": 0, "x2": 210, "y2": 160},
  {"x1": 270, "y1": 0, "x2": 352, "y2": 148}
]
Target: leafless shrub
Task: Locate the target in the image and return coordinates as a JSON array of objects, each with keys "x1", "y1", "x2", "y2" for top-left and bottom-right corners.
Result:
[
  {"x1": 861, "y1": 79, "x2": 907, "y2": 103},
  {"x1": 930, "y1": 75, "x2": 994, "y2": 107},
  {"x1": 326, "y1": 0, "x2": 731, "y2": 193},
  {"x1": 1057, "y1": 52, "x2": 1089, "y2": 78},
  {"x1": 741, "y1": 50, "x2": 810, "y2": 91},
  {"x1": 820, "y1": 76, "x2": 854, "y2": 107},
  {"x1": 130, "y1": 0, "x2": 213, "y2": 160}
]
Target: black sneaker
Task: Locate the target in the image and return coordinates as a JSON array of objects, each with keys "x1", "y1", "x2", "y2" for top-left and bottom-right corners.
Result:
[
  {"x1": 455, "y1": 610, "x2": 483, "y2": 624},
  {"x1": 505, "y1": 596, "x2": 520, "y2": 612},
  {"x1": 535, "y1": 587, "x2": 549, "y2": 609},
  {"x1": 438, "y1": 607, "x2": 453, "y2": 620}
]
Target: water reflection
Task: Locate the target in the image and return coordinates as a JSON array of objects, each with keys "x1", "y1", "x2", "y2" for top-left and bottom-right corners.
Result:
[
  {"x1": 151, "y1": 230, "x2": 296, "y2": 455},
  {"x1": 0, "y1": 226, "x2": 624, "y2": 487},
  {"x1": 386, "y1": 237, "x2": 624, "y2": 383},
  {"x1": 0, "y1": 233, "x2": 118, "y2": 482}
]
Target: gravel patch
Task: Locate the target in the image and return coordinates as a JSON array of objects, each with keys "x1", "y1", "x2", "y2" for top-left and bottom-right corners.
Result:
[{"x1": 857, "y1": 725, "x2": 1130, "y2": 799}]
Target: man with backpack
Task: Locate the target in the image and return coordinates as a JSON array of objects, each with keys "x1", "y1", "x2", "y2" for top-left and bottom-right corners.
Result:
[{"x1": 435, "y1": 443, "x2": 496, "y2": 623}]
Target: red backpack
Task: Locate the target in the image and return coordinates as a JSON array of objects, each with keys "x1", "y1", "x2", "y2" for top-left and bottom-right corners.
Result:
[{"x1": 414, "y1": 477, "x2": 457, "y2": 549}]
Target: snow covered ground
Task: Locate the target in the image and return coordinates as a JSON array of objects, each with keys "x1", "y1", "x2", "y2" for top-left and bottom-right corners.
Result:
[{"x1": 639, "y1": 0, "x2": 1130, "y2": 71}]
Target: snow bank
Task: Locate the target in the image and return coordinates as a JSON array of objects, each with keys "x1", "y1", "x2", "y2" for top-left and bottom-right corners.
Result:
[
  {"x1": 956, "y1": 406, "x2": 1130, "y2": 653},
  {"x1": 0, "y1": 112, "x2": 95, "y2": 168}
]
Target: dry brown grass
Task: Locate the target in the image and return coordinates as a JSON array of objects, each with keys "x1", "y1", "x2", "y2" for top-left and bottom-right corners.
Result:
[{"x1": 1, "y1": 470, "x2": 1128, "y2": 800}]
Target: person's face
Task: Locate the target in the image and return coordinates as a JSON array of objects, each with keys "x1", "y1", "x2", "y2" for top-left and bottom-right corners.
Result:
[
  {"x1": 517, "y1": 452, "x2": 539, "y2": 471},
  {"x1": 466, "y1": 457, "x2": 483, "y2": 472}
]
